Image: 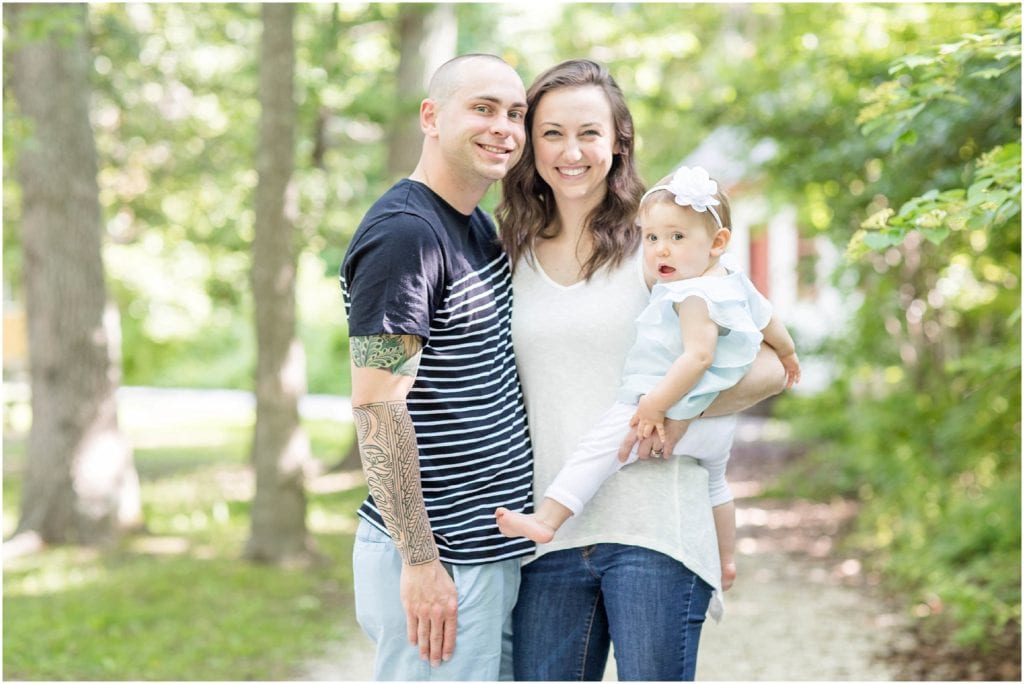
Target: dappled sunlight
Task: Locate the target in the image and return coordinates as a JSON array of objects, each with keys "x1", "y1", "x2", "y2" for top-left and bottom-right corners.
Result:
[
  {"x1": 733, "y1": 416, "x2": 793, "y2": 444},
  {"x1": 118, "y1": 387, "x2": 257, "y2": 432},
  {"x1": 736, "y1": 498, "x2": 860, "y2": 559},
  {"x1": 729, "y1": 479, "x2": 764, "y2": 498},
  {"x1": 307, "y1": 471, "x2": 365, "y2": 534},
  {"x1": 143, "y1": 465, "x2": 253, "y2": 508},
  {"x1": 128, "y1": 535, "x2": 190, "y2": 555},
  {"x1": 3, "y1": 512, "x2": 18, "y2": 539},
  {"x1": 308, "y1": 508, "x2": 359, "y2": 535},
  {"x1": 128, "y1": 425, "x2": 250, "y2": 450},
  {"x1": 4, "y1": 547, "x2": 104, "y2": 597},
  {"x1": 306, "y1": 470, "x2": 364, "y2": 495}
]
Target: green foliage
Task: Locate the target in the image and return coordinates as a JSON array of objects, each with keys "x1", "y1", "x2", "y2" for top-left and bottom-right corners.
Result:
[
  {"x1": 3, "y1": 416, "x2": 363, "y2": 680},
  {"x1": 777, "y1": 345, "x2": 1021, "y2": 646},
  {"x1": 3, "y1": 3, "x2": 86, "y2": 52},
  {"x1": 853, "y1": 11, "x2": 1022, "y2": 253},
  {"x1": 771, "y1": 7, "x2": 1021, "y2": 649}
]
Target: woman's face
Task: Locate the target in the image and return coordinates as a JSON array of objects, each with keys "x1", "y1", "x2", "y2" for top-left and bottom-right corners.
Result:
[{"x1": 531, "y1": 85, "x2": 619, "y2": 208}]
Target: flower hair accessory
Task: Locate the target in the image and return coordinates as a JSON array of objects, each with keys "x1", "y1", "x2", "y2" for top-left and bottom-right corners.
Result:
[{"x1": 642, "y1": 166, "x2": 724, "y2": 229}]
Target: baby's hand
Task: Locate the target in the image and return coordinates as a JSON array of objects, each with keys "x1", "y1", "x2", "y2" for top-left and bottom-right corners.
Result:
[
  {"x1": 631, "y1": 396, "x2": 667, "y2": 443},
  {"x1": 779, "y1": 352, "x2": 801, "y2": 388}
]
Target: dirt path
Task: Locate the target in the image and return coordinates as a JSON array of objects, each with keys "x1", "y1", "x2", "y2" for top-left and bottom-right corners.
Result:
[
  {"x1": 692, "y1": 417, "x2": 903, "y2": 679},
  {"x1": 301, "y1": 417, "x2": 905, "y2": 680}
]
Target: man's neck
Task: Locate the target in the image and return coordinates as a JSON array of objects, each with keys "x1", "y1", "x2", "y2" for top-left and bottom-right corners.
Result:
[{"x1": 409, "y1": 164, "x2": 489, "y2": 216}]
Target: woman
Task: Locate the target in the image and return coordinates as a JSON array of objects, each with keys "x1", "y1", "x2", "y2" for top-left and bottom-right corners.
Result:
[{"x1": 497, "y1": 59, "x2": 784, "y2": 681}]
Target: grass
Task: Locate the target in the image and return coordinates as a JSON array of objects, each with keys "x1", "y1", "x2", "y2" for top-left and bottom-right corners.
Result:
[{"x1": 3, "y1": 410, "x2": 369, "y2": 681}]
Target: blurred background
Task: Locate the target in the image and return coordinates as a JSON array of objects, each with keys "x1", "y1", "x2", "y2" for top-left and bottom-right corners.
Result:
[{"x1": 2, "y1": 2, "x2": 1019, "y2": 680}]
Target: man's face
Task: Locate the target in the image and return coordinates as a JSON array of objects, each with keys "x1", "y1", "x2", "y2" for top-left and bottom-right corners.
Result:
[{"x1": 430, "y1": 60, "x2": 528, "y2": 185}]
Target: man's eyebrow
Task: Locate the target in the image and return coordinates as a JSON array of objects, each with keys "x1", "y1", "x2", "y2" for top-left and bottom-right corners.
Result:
[{"x1": 474, "y1": 95, "x2": 528, "y2": 110}]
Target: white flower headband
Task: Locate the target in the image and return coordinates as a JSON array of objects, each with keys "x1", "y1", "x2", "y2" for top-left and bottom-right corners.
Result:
[{"x1": 641, "y1": 166, "x2": 724, "y2": 229}]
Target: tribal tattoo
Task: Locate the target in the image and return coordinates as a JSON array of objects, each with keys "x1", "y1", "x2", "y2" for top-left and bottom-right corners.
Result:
[
  {"x1": 352, "y1": 400, "x2": 437, "y2": 565},
  {"x1": 350, "y1": 334, "x2": 423, "y2": 377}
]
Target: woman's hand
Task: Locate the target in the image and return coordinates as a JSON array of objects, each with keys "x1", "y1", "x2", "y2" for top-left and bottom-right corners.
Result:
[{"x1": 618, "y1": 415, "x2": 693, "y2": 463}]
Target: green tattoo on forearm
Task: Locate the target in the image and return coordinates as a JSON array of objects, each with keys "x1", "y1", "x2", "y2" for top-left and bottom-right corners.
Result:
[{"x1": 351, "y1": 334, "x2": 422, "y2": 377}]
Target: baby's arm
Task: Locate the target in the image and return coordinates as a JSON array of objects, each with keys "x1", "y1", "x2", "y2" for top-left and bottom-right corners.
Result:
[
  {"x1": 761, "y1": 316, "x2": 801, "y2": 388},
  {"x1": 631, "y1": 296, "x2": 718, "y2": 442}
]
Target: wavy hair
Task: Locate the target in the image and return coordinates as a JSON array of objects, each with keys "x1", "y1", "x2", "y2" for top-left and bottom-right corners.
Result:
[{"x1": 497, "y1": 59, "x2": 643, "y2": 280}]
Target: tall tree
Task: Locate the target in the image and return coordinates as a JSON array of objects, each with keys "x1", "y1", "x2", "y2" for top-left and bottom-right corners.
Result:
[
  {"x1": 386, "y1": 3, "x2": 456, "y2": 179},
  {"x1": 5, "y1": 3, "x2": 141, "y2": 554},
  {"x1": 246, "y1": 2, "x2": 316, "y2": 564}
]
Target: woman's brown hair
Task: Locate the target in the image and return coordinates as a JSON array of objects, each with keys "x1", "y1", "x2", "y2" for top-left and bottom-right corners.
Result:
[{"x1": 496, "y1": 59, "x2": 644, "y2": 280}]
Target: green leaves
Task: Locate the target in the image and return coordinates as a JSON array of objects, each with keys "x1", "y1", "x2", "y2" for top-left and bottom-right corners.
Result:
[
  {"x1": 859, "y1": 9, "x2": 1020, "y2": 158},
  {"x1": 853, "y1": 8, "x2": 1020, "y2": 255},
  {"x1": 787, "y1": 6, "x2": 1023, "y2": 653},
  {"x1": 854, "y1": 140, "x2": 1021, "y2": 255}
]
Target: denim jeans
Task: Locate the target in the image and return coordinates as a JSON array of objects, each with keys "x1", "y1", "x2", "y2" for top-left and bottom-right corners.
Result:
[
  {"x1": 352, "y1": 520, "x2": 521, "y2": 681},
  {"x1": 512, "y1": 544, "x2": 713, "y2": 681}
]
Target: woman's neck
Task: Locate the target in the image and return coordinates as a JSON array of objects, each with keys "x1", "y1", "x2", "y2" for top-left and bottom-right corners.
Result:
[
  {"x1": 532, "y1": 204, "x2": 596, "y2": 286},
  {"x1": 549, "y1": 196, "x2": 597, "y2": 245}
]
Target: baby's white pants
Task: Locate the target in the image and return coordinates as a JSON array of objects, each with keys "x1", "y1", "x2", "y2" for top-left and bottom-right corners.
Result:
[{"x1": 544, "y1": 401, "x2": 735, "y2": 515}]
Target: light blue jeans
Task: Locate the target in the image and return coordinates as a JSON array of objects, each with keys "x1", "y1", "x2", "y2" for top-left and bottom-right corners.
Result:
[{"x1": 352, "y1": 519, "x2": 521, "y2": 681}]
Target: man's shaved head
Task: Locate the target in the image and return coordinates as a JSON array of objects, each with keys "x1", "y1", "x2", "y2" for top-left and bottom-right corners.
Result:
[{"x1": 427, "y1": 53, "x2": 515, "y2": 104}]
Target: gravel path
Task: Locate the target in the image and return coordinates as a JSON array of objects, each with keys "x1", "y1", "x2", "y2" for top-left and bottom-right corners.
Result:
[
  {"x1": 691, "y1": 418, "x2": 904, "y2": 680},
  {"x1": 301, "y1": 417, "x2": 905, "y2": 681}
]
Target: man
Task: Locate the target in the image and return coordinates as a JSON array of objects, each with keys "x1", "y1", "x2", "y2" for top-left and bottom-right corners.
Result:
[{"x1": 340, "y1": 54, "x2": 533, "y2": 681}]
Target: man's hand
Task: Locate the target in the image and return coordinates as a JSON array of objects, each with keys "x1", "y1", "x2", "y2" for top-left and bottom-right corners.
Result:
[
  {"x1": 400, "y1": 560, "x2": 459, "y2": 667},
  {"x1": 618, "y1": 416, "x2": 693, "y2": 462}
]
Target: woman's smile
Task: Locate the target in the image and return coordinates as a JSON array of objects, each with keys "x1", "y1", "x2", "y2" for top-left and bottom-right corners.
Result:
[{"x1": 531, "y1": 85, "x2": 618, "y2": 205}]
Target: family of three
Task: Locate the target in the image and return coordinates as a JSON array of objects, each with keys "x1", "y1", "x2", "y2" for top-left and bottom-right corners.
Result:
[{"x1": 341, "y1": 53, "x2": 798, "y2": 681}]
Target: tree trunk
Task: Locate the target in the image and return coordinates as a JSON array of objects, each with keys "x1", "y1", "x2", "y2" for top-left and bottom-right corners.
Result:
[
  {"x1": 245, "y1": 3, "x2": 316, "y2": 565},
  {"x1": 6, "y1": 3, "x2": 141, "y2": 553},
  {"x1": 386, "y1": 3, "x2": 457, "y2": 179}
]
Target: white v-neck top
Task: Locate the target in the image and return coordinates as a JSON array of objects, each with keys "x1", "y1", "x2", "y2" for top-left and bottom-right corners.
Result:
[{"x1": 511, "y1": 250, "x2": 730, "y2": 602}]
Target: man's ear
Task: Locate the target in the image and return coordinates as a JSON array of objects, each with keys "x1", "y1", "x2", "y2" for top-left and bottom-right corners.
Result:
[
  {"x1": 420, "y1": 99, "x2": 438, "y2": 137},
  {"x1": 710, "y1": 227, "x2": 731, "y2": 256}
]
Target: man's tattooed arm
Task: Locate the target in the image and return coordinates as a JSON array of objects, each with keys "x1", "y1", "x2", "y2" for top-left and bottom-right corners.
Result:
[
  {"x1": 352, "y1": 400, "x2": 437, "y2": 565},
  {"x1": 351, "y1": 334, "x2": 423, "y2": 377},
  {"x1": 349, "y1": 333, "x2": 435, "y2": 565}
]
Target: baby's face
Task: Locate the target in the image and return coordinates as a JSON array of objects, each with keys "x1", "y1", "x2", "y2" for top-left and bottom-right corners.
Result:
[{"x1": 640, "y1": 203, "x2": 717, "y2": 283}]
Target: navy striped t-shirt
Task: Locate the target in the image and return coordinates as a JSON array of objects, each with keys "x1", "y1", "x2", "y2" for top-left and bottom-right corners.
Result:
[{"x1": 341, "y1": 179, "x2": 535, "y2": 565}]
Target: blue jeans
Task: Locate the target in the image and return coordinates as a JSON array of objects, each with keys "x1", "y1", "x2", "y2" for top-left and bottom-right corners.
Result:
[
  {"x1": 512, "y1": 544, "x2": 712, "y2": 681},
  {"x1": 352, "y1": 520, "x2": 521, "y2": 681}
]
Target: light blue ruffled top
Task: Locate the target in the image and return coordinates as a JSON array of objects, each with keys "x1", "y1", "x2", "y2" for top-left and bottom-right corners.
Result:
[{"x1": 616, "y1": 263, "x2": 772, "y2": 419}]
